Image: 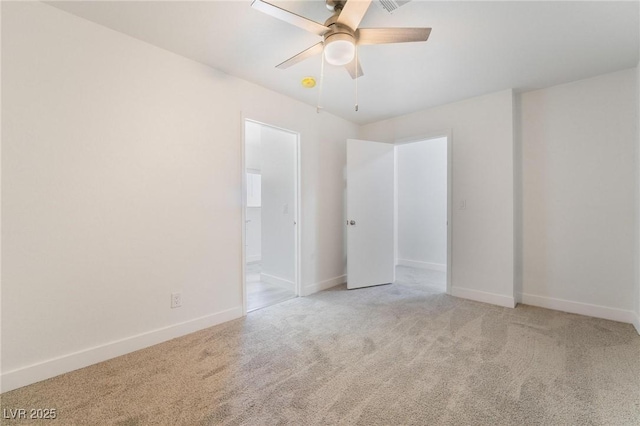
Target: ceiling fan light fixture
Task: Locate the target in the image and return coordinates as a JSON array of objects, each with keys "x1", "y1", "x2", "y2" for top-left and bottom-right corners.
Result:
[{"x1": 324, "y1": 33, "x2": 355, "y2": 66}]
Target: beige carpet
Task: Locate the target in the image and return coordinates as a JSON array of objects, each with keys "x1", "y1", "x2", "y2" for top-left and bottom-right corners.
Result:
[{"x1": 2, "y1": 272, "x2": 639, "y2": 425}]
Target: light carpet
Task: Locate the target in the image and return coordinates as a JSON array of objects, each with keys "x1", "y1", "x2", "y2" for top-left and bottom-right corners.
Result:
[{"x1": 2, "y1": 271, "x2": 639, "y2": 425}]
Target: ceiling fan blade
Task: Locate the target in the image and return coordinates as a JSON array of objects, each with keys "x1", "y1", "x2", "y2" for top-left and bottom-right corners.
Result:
[
  {"x1": 344, "y1": 56, "x2": 364, "y2": 79},
  {"x1": 276, "y1": 42, "x2": 324, "y2": 69},
  {"x1": 356, "y1": 28, "x2": 432, "y2": 45},
  {"x1": 336, "y1": 0, "x2": 372, "y2": 30},
  {"x1": 251, "y1": 0, "x2": 329, "y2": 36}
]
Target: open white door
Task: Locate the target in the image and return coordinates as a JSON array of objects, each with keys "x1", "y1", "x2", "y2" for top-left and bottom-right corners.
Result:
[{"x1": 347, "y1": 139, "x2": 395, "y2": 289}]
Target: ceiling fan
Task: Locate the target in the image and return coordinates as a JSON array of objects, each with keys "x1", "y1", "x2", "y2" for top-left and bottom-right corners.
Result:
[{"x1": 251, "y1": 0, "x2": 431, "y2": 79}]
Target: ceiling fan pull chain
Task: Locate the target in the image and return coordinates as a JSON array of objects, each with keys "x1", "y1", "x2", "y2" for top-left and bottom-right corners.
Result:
[
  {"x1": 317, "y1": 46, "x2": 326, "y2": 114},
  {"x1": 354, "y1": 45, "x2": 359, "y2": 112}
]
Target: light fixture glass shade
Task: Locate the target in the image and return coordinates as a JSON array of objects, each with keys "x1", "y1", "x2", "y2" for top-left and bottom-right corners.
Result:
[{"x1": 324, "y1": 34, "x2": 355, "y2": 66}]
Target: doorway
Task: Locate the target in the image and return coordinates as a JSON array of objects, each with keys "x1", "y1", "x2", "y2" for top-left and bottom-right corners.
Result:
[
  {"x1": 394, "y1": 136, "x2": 450, "y2": 293},
  {"x1": 243, "y1": 119, "x2": 299, "y2": 312}
]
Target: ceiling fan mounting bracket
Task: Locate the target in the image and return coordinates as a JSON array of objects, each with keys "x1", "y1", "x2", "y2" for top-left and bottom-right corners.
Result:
[{"x1": 326, "y1": 0, "x2": 346, "y2": 13}]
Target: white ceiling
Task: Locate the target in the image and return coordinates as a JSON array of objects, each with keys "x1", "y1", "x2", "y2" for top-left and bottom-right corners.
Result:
[{"x1": 48, "y1": 1, "x2": 639, "y2": 125}]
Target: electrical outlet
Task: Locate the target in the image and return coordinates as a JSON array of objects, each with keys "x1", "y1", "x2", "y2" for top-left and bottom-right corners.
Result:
[{"x1": 171, "y1": 292, "x2": 182, "y2": 309}]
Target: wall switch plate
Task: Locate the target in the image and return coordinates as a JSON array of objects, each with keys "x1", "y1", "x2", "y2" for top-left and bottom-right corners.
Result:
[{"x1": 171, "y1": 292, "x2": 182, "y2": 308}]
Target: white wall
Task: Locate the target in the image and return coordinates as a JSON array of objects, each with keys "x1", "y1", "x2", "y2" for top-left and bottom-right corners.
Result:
[
  {"x1": 520, "y1": 69, "x2": 638, "y2": 323},
  {"x1": 260, "y1": 126, "x2": 296, "y2": 286},
  {"x1": 396, "y1": 138, "x2": 447, "y2": 270},
  {"x1": 1, "y1": 1, "x2": 357, "y2": 392},
  {"x1": 245, "y1": 121, "x2": 262, "y2": 172},
  {"x1": 360, "y1": 90, "x2": 515, "y2": 307}
]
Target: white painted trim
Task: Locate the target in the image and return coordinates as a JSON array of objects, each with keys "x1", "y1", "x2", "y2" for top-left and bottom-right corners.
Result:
[
  {"x1": 393, "y1": 150, "x2": 398, "y2": 268},
  {"x1": 446, "y1": 132, "x2": 453, "y2": 296},
  {"x1": 301, "y1": 275, "x2": 346, "y2": 297},
  {"x1": 260, "y1": 272, "x2": 295, "y2": 289},
  {"x1": 246, "y1": 255, "x2": 261, "y2": 263},
  {"x1": 633, "y1": 312, "x2": 640, "y2": 335},
  {"x1": 0, "y1": 307, "x2": 243, "y2": 393},
  {"x1": 397, "y1": 259, "x2": 446, "y2": 272},
  {"x1": 294, "y1": 127, "x2": 301, "y2": 300},
  {"x1": 240, "y1": 113, "x2": 248, "y2": 316},
  {"x1": 520, "y1": 293, "x2": 637, "y2": 325},
  {"x1": 451, "y1": 286, "x2": 516, "y2": 308}
]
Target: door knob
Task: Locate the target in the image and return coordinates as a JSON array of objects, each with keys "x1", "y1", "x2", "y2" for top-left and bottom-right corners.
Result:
[{"x1": 350, "y1": 220, "x2": 356, "y2": 226}]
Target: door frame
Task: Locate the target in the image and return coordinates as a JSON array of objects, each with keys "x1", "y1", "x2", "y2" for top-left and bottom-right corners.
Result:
[
  {"x1": 241, "y1": 117, "x2": 301, "y2": 315},
  {"x1": 394, "y1": 130, "x2": 453, "y2": 294}
]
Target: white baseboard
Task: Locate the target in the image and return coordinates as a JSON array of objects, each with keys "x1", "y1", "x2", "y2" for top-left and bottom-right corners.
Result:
[
  {"x1": 246, "y1": 255, "x2": 261, "y2": 263},
  {"x1": 633, "y1": 312, "x2": 640, "y2": 335},
  {"x1": 301, "y1": 274, "x2": 347, "y2": 297},
  {"x1": 451, "y1": 286, "x2": 516, "y2": 308},
  {"x1": 1, "y1": 307, "x2": 243, "y2": 393},
  {"x1": 520, "y1": 293, "x2": 637, "y2": 325},
  {"x1": 261, "y1": 272, "x2": 294, "y2": 289},
  {"x1": 397, "y1": 259, "x2": 446, "y2": 272}
]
